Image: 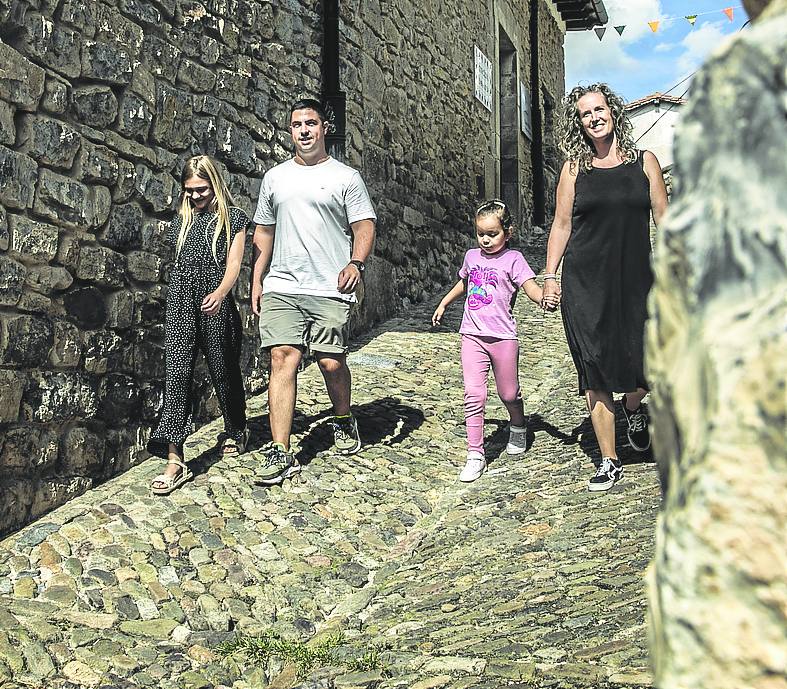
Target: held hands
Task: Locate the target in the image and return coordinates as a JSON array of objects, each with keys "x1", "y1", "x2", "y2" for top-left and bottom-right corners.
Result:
[
  {"x1": 337, "y1": 263, "x2": 362, "y2": 294},
  {"x1": 201, "y1": 290, "x2": 226, "y2": 316},
  {"x1": 541, "y1": 279, "x2": 561, "y2": 312}
]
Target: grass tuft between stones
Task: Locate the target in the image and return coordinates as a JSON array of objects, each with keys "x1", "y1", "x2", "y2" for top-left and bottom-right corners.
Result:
[{"x1": 216, "y1": 628, "x2": 390, "y2": 679}]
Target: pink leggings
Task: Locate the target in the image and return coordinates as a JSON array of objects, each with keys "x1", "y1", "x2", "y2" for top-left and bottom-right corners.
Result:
[{"x1": 461, "y1": 334, "x2": 524, "y2": 454}]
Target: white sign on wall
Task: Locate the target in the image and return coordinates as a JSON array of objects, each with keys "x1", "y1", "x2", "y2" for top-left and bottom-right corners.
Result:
[
  {"x1": 519, "y1": 81, "x2": 532, "y2": 140},
  {"x1": 474, "y1": 45, "x2": 493, "y2": 112}
]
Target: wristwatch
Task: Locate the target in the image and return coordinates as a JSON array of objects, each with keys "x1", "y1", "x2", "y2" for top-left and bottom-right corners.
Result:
[{"x1": 350, "y1": 259, "x2": 365, "y2": 273}]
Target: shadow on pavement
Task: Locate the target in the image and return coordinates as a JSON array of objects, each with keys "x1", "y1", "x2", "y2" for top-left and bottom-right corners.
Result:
[{"x1": 187, "y1": 397, "x2": 426, "y2": 474}]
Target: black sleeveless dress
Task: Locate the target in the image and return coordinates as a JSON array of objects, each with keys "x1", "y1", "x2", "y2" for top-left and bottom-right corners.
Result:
[{"x1": 561, "y1": 152, "x2": 652, "y2": 395}]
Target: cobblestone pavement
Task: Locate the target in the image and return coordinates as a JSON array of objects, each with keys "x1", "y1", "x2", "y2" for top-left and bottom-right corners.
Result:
[{"x1": 0, "y1": 270, "x2": 661, "y2": 689}]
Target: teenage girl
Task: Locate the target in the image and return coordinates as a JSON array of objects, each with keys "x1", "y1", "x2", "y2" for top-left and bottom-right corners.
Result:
[
  {"x1": 432, "y1": 199, "x2": 559, "y2": 482},
  {"x1": 148, "y1": 155, "x2": 250, "y2": 495}
]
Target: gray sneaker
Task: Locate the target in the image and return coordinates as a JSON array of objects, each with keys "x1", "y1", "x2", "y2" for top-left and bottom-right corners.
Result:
[
  {"x1": 506, "y1": 423, "x2": 528, "y2": 455},
  {"x1": 330, "y1": 414, "x2": 361, "y2": 454},
  {"x1": 255, "y1": 443, "x2": 300, "y2": 485}
]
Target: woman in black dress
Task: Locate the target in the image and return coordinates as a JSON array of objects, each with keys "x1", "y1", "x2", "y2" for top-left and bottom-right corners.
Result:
[{"x1": 543, "y1": 84, "x2": 668, "y2": 492}]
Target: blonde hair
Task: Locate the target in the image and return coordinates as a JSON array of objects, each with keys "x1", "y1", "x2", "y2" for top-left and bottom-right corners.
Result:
[
  {"x1": 176, "y1": 155, "x2": 235, "y2": 262},
  {"x1": 557, "y1": 83, "x2": 637, "y2": 173},
  {"x1": 475, "y1": 198, "x2": 515, "y2": 238}
]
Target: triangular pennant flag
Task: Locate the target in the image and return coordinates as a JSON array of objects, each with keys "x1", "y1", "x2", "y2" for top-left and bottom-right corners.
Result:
[
  {"x1": 723, "y1": 7, "x2": 734, "y2": 21},
  {"x1": 648, "y1": 20, "x2": 660, "y2": 33},
  {"x1": 614, "y1": 25, "x2": 625, "y2": 36},
  {"x1": 685, "y1": 15, "x2": 697, "y2": 25},
  {"x1": 594, "y1": 27, "x2": 606, "y2": 41}
]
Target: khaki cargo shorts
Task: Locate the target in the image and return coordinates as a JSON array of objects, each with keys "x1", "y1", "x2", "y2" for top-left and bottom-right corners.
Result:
[{"x1": 258, "y1": 292, "x2": 352, "y2": 354}]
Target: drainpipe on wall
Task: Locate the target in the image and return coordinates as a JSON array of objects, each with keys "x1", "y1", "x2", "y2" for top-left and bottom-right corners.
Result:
[
  {"x1": 322, "y1": 0, "x2": 346, "y2": 161},
  {"x1": 529, "y1": 0, "x2": 546, "y2": 227}
]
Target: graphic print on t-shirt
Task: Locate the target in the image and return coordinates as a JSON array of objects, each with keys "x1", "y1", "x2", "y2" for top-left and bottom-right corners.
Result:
[{"x1": 467, "y1": 266, "x2": 498, "y2": 310}]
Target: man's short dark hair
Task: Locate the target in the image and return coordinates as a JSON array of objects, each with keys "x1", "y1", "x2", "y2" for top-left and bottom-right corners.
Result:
[{"x1": 290, "y1": 98, "x2": 328, "y2": 122}]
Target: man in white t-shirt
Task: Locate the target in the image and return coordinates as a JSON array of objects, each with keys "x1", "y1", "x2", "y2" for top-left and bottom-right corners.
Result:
[{"x1": 250, "y1": 98, "x2": 377, "y2": 485}]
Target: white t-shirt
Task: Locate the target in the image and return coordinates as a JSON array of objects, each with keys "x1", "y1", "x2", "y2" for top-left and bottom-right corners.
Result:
[{"x1": 253, "y1": 157, "x2": 376, "y2": 302}]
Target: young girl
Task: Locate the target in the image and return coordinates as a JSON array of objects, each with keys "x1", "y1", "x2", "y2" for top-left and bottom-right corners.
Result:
[
  {"x1": 148, "y1": 155, "x2": 250, "y2": 495},
  {"x1": 432, "y1": 199, "x2": 558, "y2": 482}
]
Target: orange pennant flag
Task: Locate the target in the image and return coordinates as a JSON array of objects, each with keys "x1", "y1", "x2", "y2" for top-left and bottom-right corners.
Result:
[
  {"x1": 723, "y1": 7, "x2": 734, "y2": 21},
  {"x1": 648, "y1": 20, "x2": 660, "y2": 33}
]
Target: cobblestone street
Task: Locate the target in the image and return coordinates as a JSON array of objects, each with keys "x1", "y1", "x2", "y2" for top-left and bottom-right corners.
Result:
[{"x1": 0, "y1": 267, "x2": 662, "y2": 689}]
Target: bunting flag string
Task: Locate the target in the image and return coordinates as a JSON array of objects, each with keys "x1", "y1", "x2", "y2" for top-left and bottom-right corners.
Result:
[{"x1": 591, "y1": 5, "x2": 742, "y2": 39}]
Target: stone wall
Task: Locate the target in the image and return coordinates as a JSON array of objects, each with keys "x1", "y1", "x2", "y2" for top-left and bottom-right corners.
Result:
[{"x1": 0, "y1": 0, "x2": 565, "y2": 534}]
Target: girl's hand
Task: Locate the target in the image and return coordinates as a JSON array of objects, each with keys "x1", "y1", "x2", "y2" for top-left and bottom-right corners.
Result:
[
  {"x1": 201, "y1": 290, "x2": 226, "y2": 315},
  {"x1": 432, "y1": 304, "x2": 446, "y2": 326},
  {"x1": 541, "y1": 292, "x2": 560, "y2": 311}
]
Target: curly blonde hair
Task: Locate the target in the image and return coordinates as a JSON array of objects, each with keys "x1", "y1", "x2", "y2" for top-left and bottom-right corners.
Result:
[{"x1": 557, "y1": 83, "x2": 637, "y2": 173}]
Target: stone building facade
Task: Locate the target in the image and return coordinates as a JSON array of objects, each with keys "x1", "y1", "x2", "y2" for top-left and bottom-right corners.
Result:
[{"x1": 0, "y1": 0, "x2": 603, "y2": 534}]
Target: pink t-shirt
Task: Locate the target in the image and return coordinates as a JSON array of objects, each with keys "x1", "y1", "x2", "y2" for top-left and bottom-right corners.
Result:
[{"x1": 458, "y1": 248, "x2": 535, "y2": 339}]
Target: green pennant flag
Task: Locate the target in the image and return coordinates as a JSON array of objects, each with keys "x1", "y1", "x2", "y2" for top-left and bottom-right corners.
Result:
[
  {"x1": 614, "y1": 25, "x2": 626, "y2": 36},
  {"x1": 685, "y1": 15, "x2": 697, "y2": 25},
  {"x1": 594, "y1": 27, "x2": 606, "y2": 41}
]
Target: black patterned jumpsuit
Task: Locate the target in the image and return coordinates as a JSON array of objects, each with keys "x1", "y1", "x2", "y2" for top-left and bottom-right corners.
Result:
[{"x1": 147, "y1": 207, "x2": 248, "y2": 458}]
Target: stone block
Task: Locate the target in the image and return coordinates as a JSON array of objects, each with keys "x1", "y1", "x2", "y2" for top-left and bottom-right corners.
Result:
[
  {"x1": 104, "y1": 131, "x2": 157, "y2": 166},
  {"x1": 0, "y1": 146, "x2": 38, "y2": 209},
  {"x1": 0, "y1": 43, "x2": 46, "y2": 110},
  {"x1": 0, "y1": 204, "x2": 7, "y2": 251},
  {"x1": 33, "y1": 169, "x2": 111, "y2": 229},
  {"x1": 61, "y1": 427, "x2": 105, "y2": 473},
  {"x1": 134, "y1": 337, "x2": 165, "y2": 380},
  {"x1": 83, "y1": 330, "x2": 123, "y2": 374},
  {"x1": 49, "y1": 319, "x2": 82, "y2": 367},
  {"x1": 98, "y1": 373, "x2": 141, "y2": 422},
  {"x1": 116, "y1": 93, "x2": 153, "y2": 143},
  {"x1": 30, "y1": 477, "x2": 92, "y2": 520},
  {"x1": 20, "y1": 14, "x2": 82, "y2": 80},
  {"x1": 0, "y1": 100, "x2": 14, "y2": 145},
  {"x1": 107, "y1": 290, "x2": 135, "y2": 328},
  {"x1": 8, "y1": 215, "x2": 60, "y2": 262},
  {"x1": 215, "y1": 118, "x2": 256, "y2": 174},
  {"x1": 81, "y1": 40, "x2": 133, "y2": 84},
  {"x1": 113, "y1": 159, "x2": 138, "y2": 203},
  {"x1": 19, "y1": 114, "x2": 82, "y2": 169},
  {"x1": 0, "y1": 480, "x2": 34, "y2": 532},
  {"x1": 41, "y1": 78, "x2": 69, "y2": 115},
  {"x1": 0, "y1": 426, "x2": 58, "y2": 470},
  {"x1": 77, "y1": 141, "x2": 119, "y2": 185},
  {"x1": 16, "y1": 289, "x2": 55, "y2": 315},
  {"x1": 101, "y1": 203, "x2": 143, "y2": 251},
  {"x1": 191, "y1": 116, "x2": 218, "y2": 156},
  {"x1": 134, "y1": 164, "x2": 178, "y2": 213},
  {"x1": 76, "y1": 245, "x2": 126, "y2": 287},
  {"x1": 22, "y1": 371, "x2": 99, "y2": 422},
  {"x1": 0, "y1": 313, "x2": 54, "y2": 367},
  {"x1": 133, "y1": 287, "x2": 165, "y2": 325},
  {"x1": 127, "y1": 251, "x2": 162, "y2": 283},
  {"x1": 94, "y1": 3, "x2": 144, "y2": 54},
  {"x1": 70, "y1": 86, "x2": 119, "y2": 129},
  {"x1": 129, "y1": 67, "x2": 157, "y2": 106},
  {"x1": 0, "y1": 256, "x2": 27, "y2": 306},
  {"x1": 0, "y1": 370, "x2": 25, "y2": 422},
  {"x1": 59, "y1": 0, "x2": 96, "y2": 33},
  {"x1": 214, "y1": 69, "x2": 248, "y2": 108},
  {"x1": 151, "y1": 83, "x2": 193, "y2": 150},
  {"x1": 25, "y1": 265, "x2": 74, "y2": 295},
  {"x1": 177, "y1": 58, "x2": 216, "y2": 93},
  {"x1": 63, "y1": 286, "x2": 108, "y2": 329},
  {"x1": 140, "y1": 34, "x2": 181, "y2": 84}
]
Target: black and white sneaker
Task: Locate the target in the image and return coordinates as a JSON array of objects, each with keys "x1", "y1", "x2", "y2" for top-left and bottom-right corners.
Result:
[
  {"x1": 621, "y1": 396, "x2": 651, "y2": 451},
  {"x1": 588, "y1": 457, "x2": 623, "y2": 492}
]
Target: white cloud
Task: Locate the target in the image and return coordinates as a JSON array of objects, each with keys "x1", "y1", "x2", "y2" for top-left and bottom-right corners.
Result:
[
  {"x1": 564, "y1": 0, "x2": 663, "y2": 89},
  {"x1": 654, "y1": 42, "x2": 676, "y2": 53},
  {"x1": 675, "y1": 21, "x2": 731, "y2": 73}
]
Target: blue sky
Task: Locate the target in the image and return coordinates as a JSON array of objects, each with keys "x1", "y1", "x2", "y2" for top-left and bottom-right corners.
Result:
[{"x1": 564, "y1": 1, "x2": 748, "y2": 101}]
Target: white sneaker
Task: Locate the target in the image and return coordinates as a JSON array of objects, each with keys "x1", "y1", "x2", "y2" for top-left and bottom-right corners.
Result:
[
  {"x1": 506, "y1": 424, "x2": 528, "y2": 455},
  {"x1": 459, "y1": 452, "x2": 486, "y2": 482}
]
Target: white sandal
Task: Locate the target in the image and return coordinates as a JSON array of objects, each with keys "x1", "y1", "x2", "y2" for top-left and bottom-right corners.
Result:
[{"x1": 150, "y1": 457, "x2": 193, "y2": 495}]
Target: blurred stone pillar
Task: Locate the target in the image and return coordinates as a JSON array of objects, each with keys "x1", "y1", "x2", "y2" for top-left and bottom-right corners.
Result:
[{"x1": 646, "y1": 2, "x2": 787, "y2": 688}]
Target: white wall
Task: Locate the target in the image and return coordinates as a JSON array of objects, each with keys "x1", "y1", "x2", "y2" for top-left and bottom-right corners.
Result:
[{"x1": 628, "y1": 102, "x2": 684, "y2": 168}]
